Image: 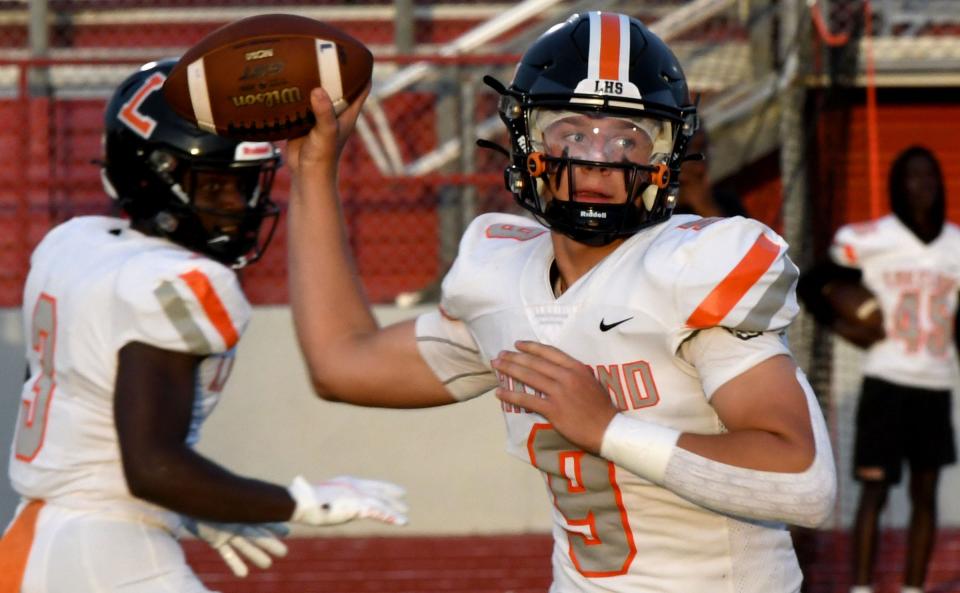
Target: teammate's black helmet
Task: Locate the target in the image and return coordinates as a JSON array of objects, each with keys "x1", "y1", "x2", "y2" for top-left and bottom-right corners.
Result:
[
  {"x1": 101, "y1": 59, "x2": 280, "y2": 268},
  {"x1": 489, "y1": 12, "x2": 698, "y2": 245}
]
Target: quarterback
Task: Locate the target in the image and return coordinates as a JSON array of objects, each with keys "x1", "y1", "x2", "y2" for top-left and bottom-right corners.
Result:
[
  {"x1": 286, "y1": 12, "x2": 836, "y2": 593},
  {"x1": 0, "y1": 60, "x2": 406, "y2": 593}
]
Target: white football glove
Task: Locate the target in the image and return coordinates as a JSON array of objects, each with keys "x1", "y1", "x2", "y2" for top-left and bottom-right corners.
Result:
[
  {"x1": 288, "y1": 475, "x2": 408, "y2": 526},
  {"x1": 180, "y1": 517, "x2": 289, "y2": 578}
]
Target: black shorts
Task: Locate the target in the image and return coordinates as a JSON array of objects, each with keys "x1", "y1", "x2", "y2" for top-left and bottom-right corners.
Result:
[{"x1": 854, "y1": 376, "x2": 957, "y2": 484}]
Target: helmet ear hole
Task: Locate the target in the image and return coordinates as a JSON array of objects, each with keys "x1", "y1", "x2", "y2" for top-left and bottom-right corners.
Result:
[
  {"x1": 155, "y1": 211, "x2": 179, "y2": 233},
  {"x1": 527, "y1": 152, "x2": 548, "y2": 177},
  {"x1": 650, "y1": 163, "x2": 670, "y2": 189}
]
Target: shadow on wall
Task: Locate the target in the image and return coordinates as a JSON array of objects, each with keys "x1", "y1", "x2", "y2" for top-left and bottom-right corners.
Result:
[{"x1": 0, "y1": 309, "x2": 24, "y2": 526}]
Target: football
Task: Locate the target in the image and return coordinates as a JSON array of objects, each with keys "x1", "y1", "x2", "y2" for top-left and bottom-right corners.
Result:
[
  {"x1": 162, "y1": 13, "x2": 373, "y2": 141},
  {"x1": 823, "y1": 280, "x2": 885, "y2": 348}
]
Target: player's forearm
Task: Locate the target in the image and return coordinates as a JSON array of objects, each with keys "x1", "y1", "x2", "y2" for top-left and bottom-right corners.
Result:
[
  {"x1": 600, "y1": 371, "x2": 836, "y2": 527},
  {"x1": 287, "y1": 169, "x2": 380, "y2": 394},
  {"x1": 124, "y1": 447, "x2": 296, "y2": 523},
  {"x1": 676, "y1": 428, "x2": 814, "y2": 472}
]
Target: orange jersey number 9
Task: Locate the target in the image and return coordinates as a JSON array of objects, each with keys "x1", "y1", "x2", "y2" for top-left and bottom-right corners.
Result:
[{"x1": 528, "y1": 423, "x2": 636, "y2": 577}]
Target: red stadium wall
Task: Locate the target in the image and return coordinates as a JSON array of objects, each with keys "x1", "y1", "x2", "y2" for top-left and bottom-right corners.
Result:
[{"x1": 715, "y1": 89, "x2": 960, "y2": 256}]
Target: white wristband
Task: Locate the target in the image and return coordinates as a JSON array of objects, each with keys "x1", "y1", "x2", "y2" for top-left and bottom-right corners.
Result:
[
  {"x1": 287, "y1": 475, "x2": 317, "y2": 523},
  {"x1": 599, "y1": 414, "x2": 681, "y2": 484}
]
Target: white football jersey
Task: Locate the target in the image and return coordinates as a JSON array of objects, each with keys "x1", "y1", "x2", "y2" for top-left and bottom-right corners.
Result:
[
  {"x1": 9, "y1": 216, "x2": 250, "y2": 530},
  {"x1": 417, "y1": 212, "x2": 805, "y2": 592},
  {"x1": 830, "y1": 214, "x2": 960, "y2": 389}
]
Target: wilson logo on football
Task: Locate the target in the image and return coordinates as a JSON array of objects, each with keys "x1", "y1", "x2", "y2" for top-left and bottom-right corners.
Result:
[
  {"x1": 245, "y1": 48, "x2": 274, "y2": 61},
  {"x1": 231, "y1": 87, "x2": 302, "y2": 108}
]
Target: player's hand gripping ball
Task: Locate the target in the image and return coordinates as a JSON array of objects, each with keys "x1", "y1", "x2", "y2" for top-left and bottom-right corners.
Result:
[
  {"x1": 824, "y1": 280, "x2": 885, "y2": 348},
  {"x1": 163, "y1": 13, "x2": 373, "y2": 141}
]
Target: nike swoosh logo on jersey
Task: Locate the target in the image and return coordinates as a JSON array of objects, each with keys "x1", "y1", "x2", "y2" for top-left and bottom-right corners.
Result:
[{"x1": 599, "y1": 317, "x2": 633, "y2": 332}]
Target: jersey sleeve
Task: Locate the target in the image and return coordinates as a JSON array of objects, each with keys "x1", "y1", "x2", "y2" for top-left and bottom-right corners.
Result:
[
  {"x1": 650, "y1": 217, "x2": 799, "y2": 352},
  {"x1": 114, "y1": 251, "x2": 251, "y2": 356},
  {"x1": 678, "y1": 327, "x2": 792, "y2": 399},
  {"x1": 829, "y1": 219, "x2": 883, "y2": 269},
  {"x1": 415, "y1": 309, "x2": 498, "y2": 401},
  {"x1": 439, "y1": 212, "x2": 546, "y2": 321}
]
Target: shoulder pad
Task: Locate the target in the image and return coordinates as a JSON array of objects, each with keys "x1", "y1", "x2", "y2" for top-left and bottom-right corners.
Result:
[
  {"x1": 31, "y1": 216, "x2": 121, "y2": 268},
  {"x1": 459, "y1": 212, "x2": 547, "y2": 251},
  {"x1": 115, "y1": 249, "x2": 250, "y2": 355},
  {"x1": 440, "y1": 213, "x2": 547, "y2": 320},
  {"x1": 829, "y1": 217, "x2": 891, "y2": 268},
  {"x1": 648, "y1": 216, "x2": 799, "y2": 343}
]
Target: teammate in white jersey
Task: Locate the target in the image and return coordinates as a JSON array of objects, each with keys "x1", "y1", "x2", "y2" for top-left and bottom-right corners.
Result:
[
  {"x1": 285, "y1": 12, "x2": 836, "y2": 592},
  {"x1": 0, "y1": 60, "x2": 406, "y2": 593},
  {"x1": 799, "y1": 146, "x2": 959, "y2": 593}
]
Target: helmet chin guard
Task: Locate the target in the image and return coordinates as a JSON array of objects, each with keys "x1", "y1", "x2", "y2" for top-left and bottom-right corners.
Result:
[{"x1": 488, "y1": 11, "x2": 698, "y2": 246}]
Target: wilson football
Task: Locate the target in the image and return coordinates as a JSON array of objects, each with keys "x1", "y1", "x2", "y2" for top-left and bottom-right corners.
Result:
[{"x1": 162, "y1": 13, "x2": 373, "y2": 141}]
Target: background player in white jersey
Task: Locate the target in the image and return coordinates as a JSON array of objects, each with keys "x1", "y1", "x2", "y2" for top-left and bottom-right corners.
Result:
[
  {"x1": 285, "y1": 12, "x2": 836, "y2": 592},
  {"x1": 798, "y1": 146, "x2": 959, "y2": 593},
  {"x1": 0, "y1": 59, "x2": 407, "y2": 593}
]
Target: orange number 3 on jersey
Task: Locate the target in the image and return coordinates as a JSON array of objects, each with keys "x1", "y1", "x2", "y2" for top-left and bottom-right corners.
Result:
[{"x1": 15, "y1": 293, "x2": 57, "y2": 461}]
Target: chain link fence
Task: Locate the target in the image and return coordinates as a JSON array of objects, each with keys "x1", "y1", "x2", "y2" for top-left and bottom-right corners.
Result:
[{"x1": 0, "y1": 0, "x2": 793, "y2": 307}]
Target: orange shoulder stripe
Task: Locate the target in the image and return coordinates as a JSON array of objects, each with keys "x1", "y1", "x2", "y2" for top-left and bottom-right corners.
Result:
[
  {"x1": 0, "y1": 500, "x2": 44, "y2": 593},
  {"x1": 179, "y1": 269, "x2": 240, "y2": 349},
  {"x1": 686, "y1": 233, "x2": 781, "y2": 328}
]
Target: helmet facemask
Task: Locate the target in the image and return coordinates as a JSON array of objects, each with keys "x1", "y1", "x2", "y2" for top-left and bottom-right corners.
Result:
[
  {"x1": 135, "y1": 145, "x2": 280, "y2": 269},
  {"x1": 523, "y1": 109, "x2": 675, "y2": 246}
]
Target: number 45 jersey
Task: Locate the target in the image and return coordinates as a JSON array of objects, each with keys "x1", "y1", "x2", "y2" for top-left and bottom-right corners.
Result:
[
  {"x1": 831, "y1": 214, "x2": 960, "y2": 389},
  {"x1": 417, "y1": 212, "x2": 805, "y2": 593},
  {"x1": 9, "y1": 216, "x2": 249, "y2": 530}
]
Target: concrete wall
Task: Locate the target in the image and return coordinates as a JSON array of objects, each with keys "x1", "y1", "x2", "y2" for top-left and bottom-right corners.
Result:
[
  {"x1": 0, "y1": 310, "x2": 24, "y2": 526},
  {"x1": 0, "y1": 305, "x2": 552, "y2": 534},
  {"x1": 2, "y1": 305, "x2": 960, "y2": 534}
]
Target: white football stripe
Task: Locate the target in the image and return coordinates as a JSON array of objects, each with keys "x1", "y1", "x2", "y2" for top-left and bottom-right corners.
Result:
[
  {"x1": 316, "y1": 39, "x2": 347, "y2": 113},
  {"x1": 616, "y1": 13, "x2": 631, "y2": 81},
  {"x1": 187, "y1": 59, "x2": 217, "y2": 133},
  {"x1": 587, "y1": 12, "x2": 602, "y2": 80}
]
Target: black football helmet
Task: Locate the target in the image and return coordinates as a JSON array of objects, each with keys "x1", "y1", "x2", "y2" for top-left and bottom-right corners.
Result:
[
  {"x1": 101, "y1": 59, "x2": 280, "y2": 268},
  {"x1": 486, "y1": 12, "x2": 698, "y2": 246}
]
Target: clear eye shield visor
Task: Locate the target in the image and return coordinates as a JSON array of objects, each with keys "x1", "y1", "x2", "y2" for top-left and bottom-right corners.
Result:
[{"x1": 525, "y1": 110, "x2": 675, "y2": 207}]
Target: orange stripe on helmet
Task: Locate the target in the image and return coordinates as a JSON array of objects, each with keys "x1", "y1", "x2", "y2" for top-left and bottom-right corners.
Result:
[
  {"x1": 0, "y1": 500, "x2": 44, "y2": 593},
  {"x1": 180, "y1": 269, "x2": 240, "y2": 349},
  {"x1": 599, "y1": 13, "x2": 622, "y2": 80},
  {"x1": 686, "y1": 234, "x2": 781, "y2": 328}
]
